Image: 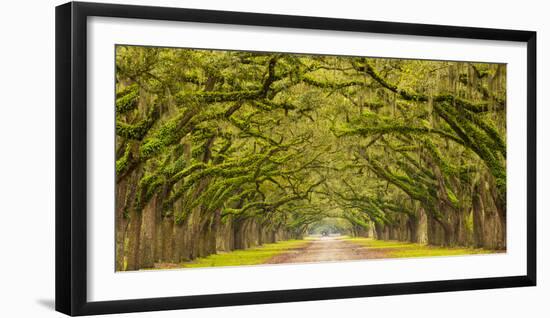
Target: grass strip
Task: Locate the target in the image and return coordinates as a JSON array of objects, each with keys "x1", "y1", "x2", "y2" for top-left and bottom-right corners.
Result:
[
  {"x1": 178, "y1": 239, "x2": 310, "y2": 268},
  {"x1": 344, "y1": 237, "x2": 500, "y2": 258}
]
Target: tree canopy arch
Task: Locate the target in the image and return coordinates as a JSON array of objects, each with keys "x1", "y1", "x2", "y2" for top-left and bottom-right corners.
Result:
[{"x1": 115, "y1": 46, "x2": 506, "y2": 271}]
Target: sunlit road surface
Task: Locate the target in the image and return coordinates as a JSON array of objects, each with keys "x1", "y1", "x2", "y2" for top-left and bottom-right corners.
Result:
[{"x1": 266, "y1": 236, "x2": 386, "y2": 264}]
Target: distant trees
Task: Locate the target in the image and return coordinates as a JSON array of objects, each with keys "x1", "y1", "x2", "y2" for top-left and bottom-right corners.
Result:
[{"x1": 116, "y1": 46, "x2": 506, "y2": 270}]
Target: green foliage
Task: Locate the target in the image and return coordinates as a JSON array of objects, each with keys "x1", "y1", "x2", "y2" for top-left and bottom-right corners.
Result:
[
  {"x1": 116, "y1": 84, "x2": 139, "y2": 113},
  {"x1": 445, "y1": 186, "x2": 459, "y2": 208},
  {"x1": 116, "y1": 106, "x2": 158, "y2": 140},
  {"x1": 115, "y1": 144, "x2": 131, "y2": 175},
  {"x1": 139, "y1": 111, "x2": 183, "y2": 158}
]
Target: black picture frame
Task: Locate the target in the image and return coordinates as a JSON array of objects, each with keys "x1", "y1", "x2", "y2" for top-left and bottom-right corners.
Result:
[{"x1": 55, "y1": 1, "x2": 537, "y2": 316}]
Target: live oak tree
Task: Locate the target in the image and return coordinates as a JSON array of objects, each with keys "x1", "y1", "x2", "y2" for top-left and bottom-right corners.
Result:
[{"x1": 115, "y1": 46, "x2": 506, "y2": 270}]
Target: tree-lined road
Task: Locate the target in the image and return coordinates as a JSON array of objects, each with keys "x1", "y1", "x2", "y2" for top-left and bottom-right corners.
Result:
[{"x1": 116, "y1": 46, "x2": 506, "y2": 271}]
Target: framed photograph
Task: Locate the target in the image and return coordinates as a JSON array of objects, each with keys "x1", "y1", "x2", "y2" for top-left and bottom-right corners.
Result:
[{"x1": 55, "y1": 1, "x2": 536, "y2": 316}]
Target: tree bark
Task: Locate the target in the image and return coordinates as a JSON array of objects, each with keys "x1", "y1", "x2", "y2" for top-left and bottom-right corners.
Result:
[
  {"x1": 115, "y1": 176, "x2": 129, "y2": 271},
  {"x1": 125, "y1": 205, "x2": 143, "y2": 270},
  {"x1": 472, "y1": 183, "x2": 485, "y2": 248},
  {"x1": 138, "y1": 194, "x2": 158, "y2": 268}
]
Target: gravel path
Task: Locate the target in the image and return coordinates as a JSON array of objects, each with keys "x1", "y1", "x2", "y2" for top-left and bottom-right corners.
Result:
[{"x1": 266, "y1": 236, "x2": 388, "y2": 264}]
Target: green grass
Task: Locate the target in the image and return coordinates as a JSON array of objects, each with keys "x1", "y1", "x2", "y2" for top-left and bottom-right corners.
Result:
[
  {"x1": 344, "y1": 237, "x2": 500, "y2": 258},
  {"x1": 179, "y1": 239, "x2": 310, "y2": 268}
]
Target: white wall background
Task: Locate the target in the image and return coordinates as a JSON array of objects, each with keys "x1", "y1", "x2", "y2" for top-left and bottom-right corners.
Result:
[{"x1": 0, "y1": 0, "x2": 546, "y2": 316}]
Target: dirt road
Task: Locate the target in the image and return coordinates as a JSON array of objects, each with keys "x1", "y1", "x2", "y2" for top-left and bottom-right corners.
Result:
[{"x1": 266, "y1": 236, "x2": 387, "y2": 264}]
